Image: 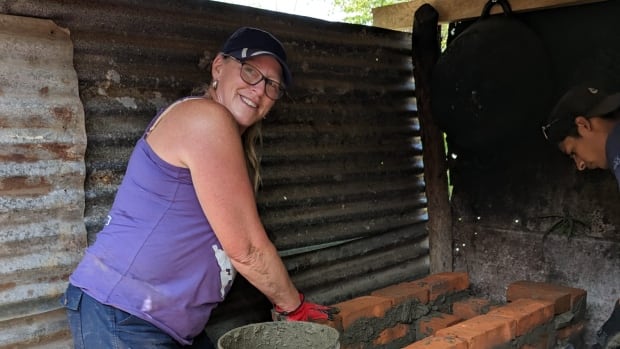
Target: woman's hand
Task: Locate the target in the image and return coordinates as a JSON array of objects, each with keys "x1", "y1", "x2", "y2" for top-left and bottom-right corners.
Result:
[{"x1": 272, "y1": 293, "x2": 339, "y2": 321}]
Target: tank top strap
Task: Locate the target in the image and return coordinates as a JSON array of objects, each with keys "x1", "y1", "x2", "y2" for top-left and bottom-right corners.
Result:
[{"x1": 145, "y1": 96, "x2": 206, "y2": 137}]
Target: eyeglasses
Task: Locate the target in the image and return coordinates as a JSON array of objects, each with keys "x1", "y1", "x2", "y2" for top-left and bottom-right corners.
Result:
[
  {"x1": 541, "y1": 118, "x2": 559, "y2": 140},
  {"x1": 226, "y1": 56, "x2": 285, "y2": 100}
]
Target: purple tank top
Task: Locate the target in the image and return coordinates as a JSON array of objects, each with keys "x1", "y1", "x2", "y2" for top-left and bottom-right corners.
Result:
[{"x1": 70, "y1": 99, "x2": 236, "y2": 345}]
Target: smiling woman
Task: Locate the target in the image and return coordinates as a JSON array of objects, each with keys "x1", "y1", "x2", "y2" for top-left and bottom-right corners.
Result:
[
  {"x1": 61, "y1": 26, "x2": 337, "y2": 349},
  {"x1": 225, "y1": 56, "x2": 286, "y2": 100}
]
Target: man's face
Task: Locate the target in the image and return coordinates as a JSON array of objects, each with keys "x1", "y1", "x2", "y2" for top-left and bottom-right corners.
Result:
[{"x1": 558, "y1": 116, "x2": 608, "y2": 170}]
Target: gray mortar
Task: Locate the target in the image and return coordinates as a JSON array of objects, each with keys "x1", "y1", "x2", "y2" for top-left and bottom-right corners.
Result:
[
  {"x1": 337, "y1": 288, "x2": 586, "y2": 349},
  {"x1": 217, "y1": 321, "x2": 340, "y2": 349},
  {"x1": 504, "y1": 322, "x2": 554, "y2": 349},
  {"x1": 339, "y1": 298, "x2": 429, "y2": 348},
  {"x1": 339, "y1": 291, "x2": 471, "y2": 349},
  {"x1": 509, "y1": 321, "x2": 586, "y2": 349}
]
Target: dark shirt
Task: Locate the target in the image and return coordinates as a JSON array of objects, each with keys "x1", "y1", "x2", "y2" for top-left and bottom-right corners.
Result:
[{"x1": 606, "y1": 122, "x2": 620, "y2": 187}]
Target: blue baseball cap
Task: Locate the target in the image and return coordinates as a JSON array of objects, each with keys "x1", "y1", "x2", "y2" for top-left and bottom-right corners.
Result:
[{"x1": 221, "y1": 27, "x2": 292, "y2": 88}]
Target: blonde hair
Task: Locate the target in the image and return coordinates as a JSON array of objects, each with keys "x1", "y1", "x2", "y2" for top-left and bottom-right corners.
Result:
[{"x1": 243, "y1": 122, "x2": 263, "y2": 193}]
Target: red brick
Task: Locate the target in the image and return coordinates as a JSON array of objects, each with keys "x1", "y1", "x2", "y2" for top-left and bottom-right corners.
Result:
[
  {"x1": 507, "y1": 281, "x2": 572, "y2": 314},
  {"x1": 373, "y1": 323, "x2": 411, "y2": 345},
  {"x1": 556, "y1": 321, "x2": 585, "y2": 341},
  {"x1": 452, "y1": 297, "x2": 494, "y2": 319},
  {"x1": 487, "y1": 298, "x2": 554, "y2": 336},
  {"x1": 435, "y1": 314, "x2": 514, "y2": 349},
  {"x1": 402, "y1": 335, "x2": 468, "y2": 349},
  {"x1": 313, "y1": 318, "x2": 342, "y2": 332},
  {"x1": 371, "y1": 280, "x2": 430, "y2": 305},
  {"x1": 417, "y1": 312, "x2": 463, "y2": 339},
  {"x1": 416, "y1": 272, "x2": 469, "y2": 301},
  {"x1": 522, "y1": 283, "x2": 587, "y2": 312},
  {"x1": 543, "y1": 284, "x2": 587, "y2": 312},
  {"x1": 331, "y1": 295, "x2": 393, "y2": 330}
]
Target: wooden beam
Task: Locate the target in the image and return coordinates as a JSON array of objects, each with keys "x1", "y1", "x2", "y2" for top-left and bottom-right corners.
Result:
[
  {"x1": 373, "y1": 0, "x2": 606, "y2": 30},
  {"x1": 411, "y1": 4, "x2": 453, "y2": 273}
]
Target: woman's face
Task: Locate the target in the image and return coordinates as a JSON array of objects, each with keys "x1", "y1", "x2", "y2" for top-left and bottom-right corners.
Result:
[{"x1": 211, "y1": 54, "x2": 282, "y2": 132}]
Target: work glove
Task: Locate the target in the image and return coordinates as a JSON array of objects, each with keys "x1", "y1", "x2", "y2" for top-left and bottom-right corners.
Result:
[{"x1": 272, "y1": 292, "x2": 339, "y2": 321}]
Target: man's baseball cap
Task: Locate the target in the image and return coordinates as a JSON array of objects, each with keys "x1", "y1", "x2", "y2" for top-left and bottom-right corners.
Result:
[
  {"x1": 221, "y1": 27, "x2": 292, "y2": 88},
  {"x1": 543, "y1": 85, "x2": 620, "y2": 143}
]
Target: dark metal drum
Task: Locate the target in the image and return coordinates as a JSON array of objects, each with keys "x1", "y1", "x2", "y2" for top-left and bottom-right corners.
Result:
[{"x1": 431, "y1": 0, "x2": 552, "y2": 151}]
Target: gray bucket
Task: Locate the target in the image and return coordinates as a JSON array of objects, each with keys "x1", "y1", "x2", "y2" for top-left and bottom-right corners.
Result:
[{"x1": 217, "y1": 321, "x2": 340, "y2": 349}]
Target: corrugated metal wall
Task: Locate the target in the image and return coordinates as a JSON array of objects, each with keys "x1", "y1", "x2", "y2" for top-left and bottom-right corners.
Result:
[
  {"x1": 1, "y1": 0, "x2": 428, "y2": 345},
  {"x1": 0, "y1": 13, "x2": 86, "y2": 349}
]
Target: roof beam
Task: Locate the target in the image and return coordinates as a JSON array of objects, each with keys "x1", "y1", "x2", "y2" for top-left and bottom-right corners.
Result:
[{"x1": 373, "y1": 0, "x2": 607, "y2": 30}]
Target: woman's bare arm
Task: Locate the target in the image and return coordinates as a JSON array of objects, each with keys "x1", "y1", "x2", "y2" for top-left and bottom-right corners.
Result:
[{"x1": 147, "y1": 98, "x2": 300, "y2": 311}]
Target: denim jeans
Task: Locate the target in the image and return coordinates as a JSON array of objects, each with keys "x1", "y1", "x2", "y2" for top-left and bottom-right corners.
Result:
[{"x1": 61, "y1": 283, "x2": 215, "y2": 349}]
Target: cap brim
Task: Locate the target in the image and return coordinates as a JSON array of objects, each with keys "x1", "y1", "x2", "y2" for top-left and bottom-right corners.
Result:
[
  {"x1": 588, "y1": 92, "x2": 620, "y2": 116},
  {"x1": 227, "y1": 49, "x2": 292, "y2": 88},
  {"x1": 258, "y1": 52, "x2": 293, "y2": 89}
]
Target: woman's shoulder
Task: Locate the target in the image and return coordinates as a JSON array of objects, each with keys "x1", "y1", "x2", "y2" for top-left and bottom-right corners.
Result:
[
  {"x1": 173, "y1": 96, "x2": 226, "y2": 113},
  {"x1": 169, "y1": 96, "x2": 235, "y2": 128},
  {"x1": 170, "y1": 97, "x2": 231, "y2": 118}
]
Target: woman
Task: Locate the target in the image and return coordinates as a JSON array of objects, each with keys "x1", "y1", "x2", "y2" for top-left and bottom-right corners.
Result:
[{"x1": 62, "y1": 27, "x2": 336, "y2": 349}]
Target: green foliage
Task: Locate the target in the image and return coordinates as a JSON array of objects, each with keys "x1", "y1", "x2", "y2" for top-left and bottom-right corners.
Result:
[{"x1": 332, "y1": 0, "x2": 409, "y2": 25}]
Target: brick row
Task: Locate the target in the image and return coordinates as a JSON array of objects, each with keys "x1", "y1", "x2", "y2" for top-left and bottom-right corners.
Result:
[{"x1": 313, "y1": 273, "x2": 586, "y2": 349}]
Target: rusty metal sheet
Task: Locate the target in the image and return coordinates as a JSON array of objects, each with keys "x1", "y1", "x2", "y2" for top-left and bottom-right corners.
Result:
[
  {"x1": 2, "y1": 0, "x2": 426, "y2": 344},
  {"x1": 0, "y1": 13, "x2": 86, "y2": 348}
]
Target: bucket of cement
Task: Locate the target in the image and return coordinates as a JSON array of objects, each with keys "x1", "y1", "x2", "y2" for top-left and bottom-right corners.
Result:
[{"x1": 217, "y1": 321, "x2": 340, "y2": 349}]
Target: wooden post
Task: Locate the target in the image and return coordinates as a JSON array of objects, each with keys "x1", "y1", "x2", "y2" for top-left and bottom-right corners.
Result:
[{"x1": 412, "y1": 4, "x2": 453, "y2": 273}]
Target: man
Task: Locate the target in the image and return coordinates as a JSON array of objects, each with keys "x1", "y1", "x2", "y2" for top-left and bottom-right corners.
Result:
[
  {"x1": 544, "y1": 85, "x2": 620, "y2": 180},
  {"x1": 544, "y1": 85, "x2": 620, "y2": 349}
]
